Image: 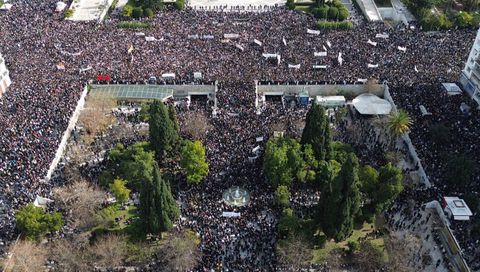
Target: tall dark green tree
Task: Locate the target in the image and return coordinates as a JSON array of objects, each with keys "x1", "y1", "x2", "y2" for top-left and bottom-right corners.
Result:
[
  {"x1": 301, "y1": 104, "x2": 331, "y2": 161},
  {"x1": 139, "y1": 162, "x2": 180, "y2": 235},
  {"x1": 319, "y1": 153, "x2": 361, "y2": 242},
  {"x1": 149, "y1": 100, "x2": 179, "y2": 158},
  {"x1": 168, "y1": 104, "x2": 179, "y2": 133}
]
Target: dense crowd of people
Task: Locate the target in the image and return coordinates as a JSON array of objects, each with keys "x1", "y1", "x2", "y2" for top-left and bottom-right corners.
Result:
[{"x1": 0, "y1": 0, "x2": 478, "y2": 269}]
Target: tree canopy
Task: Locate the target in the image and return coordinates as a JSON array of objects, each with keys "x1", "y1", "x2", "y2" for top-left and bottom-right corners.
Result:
[
  {"x1": 181, "y1": 140, "x2": 209, "y2": 185},
  {"x1": 301, "y1": 104, "x2": 331, "y2": 161},
  {"x1": 139, "y1": 161, "x2": 179, "y2": 235},
  {"x1": 264, "y1": 138, "x2": 307, "y2": 187},
  {"x1": 15, "y1": 204, "x2": 63, "y2": 240},
  {"x1": 387, "y1": 109, "x2": 412, "y2": 138},
  {"x1": 109, "y1": 179, "x2": 131, "y2": 204},
  {"x1": 100, "y1": 142, "x2": 155, "y2": 189},
  {"x1": 319, "y1": 153, "x2": 361, "y2": 241},
  {"x1": 149, "y1": 100, "x2": 179, "y2": 159}
]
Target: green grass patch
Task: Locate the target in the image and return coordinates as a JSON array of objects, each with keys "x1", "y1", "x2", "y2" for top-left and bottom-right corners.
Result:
[{"x1": 118, "y1": 21, "x2": 151, "y2": 29}]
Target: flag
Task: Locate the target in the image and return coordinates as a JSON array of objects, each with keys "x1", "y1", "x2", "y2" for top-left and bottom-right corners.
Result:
[
  {"x1": 323, "y1": 45, "x2": 327, "y2": 51},
  {"x1": 127, "y1": 44, "x2": 134, "y2": 54},
  {"x1": 326, "y1": 40, "x2": 332, "y2": 48},
  {"x1": 414, "y1": 65, "x2": 418, "y2": 72},
  {"x1": 282, "y1": 37, "x2": 287, "y2": 46}
]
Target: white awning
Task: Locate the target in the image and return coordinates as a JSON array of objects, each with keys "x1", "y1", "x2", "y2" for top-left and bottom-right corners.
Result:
[
  {"x1": 162, "y1": 73, "x2": 175, "y2": 79},
  {"x1": 352, "y1": 93, "x2": 392, "y2": 115}
]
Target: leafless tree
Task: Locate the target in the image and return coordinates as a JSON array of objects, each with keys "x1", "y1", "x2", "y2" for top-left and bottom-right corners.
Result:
[
  {"x1": 352, "y1": 241, "x2": 385, "y2": 272},
  {"x1": 2, "y1": 240, "x2": 47, "y2": 272},
  {"x1": 276, "y1": 234, "x2": 312, "y2": 271},
  {"x1": 91, "y1": 234, "x2": 128, "y2": 269},
  {"x1": 181, "y1": 111, "x2": 210, "y2": 140},
  {"x1": 78, "y1": 94, "x2": 116, "y2": 144},
  {"x1": 50, "y1": 238, "x2": 92, "y2": 272},
  {"x1": 53, "y1": 180, "x2": 105, "y2": 229},
  {"x1": 385, "y1": 233, "x2": 422, "y2": 272},
  {"x1": 159, "y1": 230, "x2": 201, "y2": 272}
]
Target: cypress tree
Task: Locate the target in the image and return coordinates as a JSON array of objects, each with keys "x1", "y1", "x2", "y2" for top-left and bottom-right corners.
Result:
[
  {"x1": 149, "y1": 100, "x2": 178, "y2": 158},
  {"x1": 139, "y1": 161, "x2": 179, "y2": 235},
  {"x1": 168, "y1": 104, "x2": 179, "y2": 133},
  {"x1": 319, "y1": 153, "x2": 361, "y2": 242},
  {"x1": 301, "y1": 104, "x2": 331, "y2": 161}
]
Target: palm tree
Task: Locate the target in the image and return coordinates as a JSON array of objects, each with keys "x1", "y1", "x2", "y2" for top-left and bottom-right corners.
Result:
[{"x1": 387, "y1": 109, "x2": 412, "y2": 139}]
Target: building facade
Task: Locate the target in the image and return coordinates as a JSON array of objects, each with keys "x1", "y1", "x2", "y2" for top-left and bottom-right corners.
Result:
[
  {"x1": 460, "y1": 28, "x2": 480, "y2": 105},
  {"x1": 0, "y1": 53, "x2": 11, "y2": 97}
]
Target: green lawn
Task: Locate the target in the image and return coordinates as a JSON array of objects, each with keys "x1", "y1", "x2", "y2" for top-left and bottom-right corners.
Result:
[{"x1": 311, "y1": 222, "x2": 385, "y2": 263}]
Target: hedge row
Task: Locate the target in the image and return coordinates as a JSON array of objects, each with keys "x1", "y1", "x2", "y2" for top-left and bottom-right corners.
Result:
[{"x1": 312, "y1": 5, "x2": 349, "y2": 21}]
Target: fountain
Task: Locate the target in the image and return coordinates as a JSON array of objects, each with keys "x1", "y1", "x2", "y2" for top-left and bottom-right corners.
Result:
[{"x1": 222, "y1": 186, "x2": 250, "y2": 207}]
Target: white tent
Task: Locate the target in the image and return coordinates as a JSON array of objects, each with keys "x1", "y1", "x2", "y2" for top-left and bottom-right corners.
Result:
[
  {"x1": 352, "y1": 93, "x2": 392, "y2": 115},
  {"x1": 55, "y1": 1, "x2": 67, "y2": 12},
  {"x1": 33, "y1": 195, "x2": 54, "y2": 209}
]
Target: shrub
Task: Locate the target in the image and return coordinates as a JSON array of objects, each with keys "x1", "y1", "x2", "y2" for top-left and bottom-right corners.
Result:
[
  {"x1": 144, "y1": 7, "x2": 154, "y2": 17},
  {"x1": 347, "y1": 240, "x2": 360, "y2": 254},
  {"x1": 455, "y1": 11, "x2": 474, "y2": 28},
  {"x1": 132, "y1": 7, "x2": 143, "y2": 18},
  {"x1": 328, "y1": 6, "x2": 339, "y2": 20},
  {"x1": 64, "y1": 9, "x2": 74, "y2": 18},
  {"x1": 15, "y1": 204, "x2": 63, "y2": 240},
  {"x1": 122, "y1": 4, "x2": 133, "y2": 17},
  {"x1": 286, "y1": 0, "x2": 295, "y2": 10},
  {"x1": 175, "y1": 0, "x2": 185, "y2": 10},
  {"x1": 317, "y1": 5, "x2": 329, "y2": 19},
  {"x1": 338, "y1": 7, "x2": 349, "y2": 21},
  {"x1": 333, "y1": 0, "x2": 344, "y2": 8}
]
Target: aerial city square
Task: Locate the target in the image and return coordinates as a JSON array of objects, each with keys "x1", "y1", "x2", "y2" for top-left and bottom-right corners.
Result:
[{"x1": 0, "y1": 0, "x2": 479, "y2": 270}]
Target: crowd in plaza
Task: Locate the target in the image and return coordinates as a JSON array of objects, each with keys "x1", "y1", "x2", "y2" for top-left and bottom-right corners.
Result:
[{"x1": 0, "y1": 0, "x2": 478, "y2": 269}]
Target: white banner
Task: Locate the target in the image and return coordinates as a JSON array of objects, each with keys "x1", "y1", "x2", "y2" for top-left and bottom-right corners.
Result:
[
  {"x1": 307, "y1": 28, "x2": 320, "y2": 35},
  {"x1": 375, "y1": 33, "x2": 389, "y2": 39},
  {"x1": 367, "y1": 63, "x2": 379, "y2": 68},
  {"x1": 313, "y1": 65, "x2": 328, "y2": 69},
  {"x1": 367, "y1": 39, "x2": 377, "y2": 46},
  {"x1": 253, "y1": 39, "x2": 263, "y2": 46},
  {"x1": 201, "y1": 35, "x2": 214, "y2": 39},
  {"x1": 145, "y1": 36, "x2": 156, "y2": 42},
  {"x1": 314, "y1": 51, "x2": 327, "y2": 57},
  {"x1": 326, "y1": 40, "x2": 332, "y2": 48},
  {"x1": 262, "y1": 53, "x2": 278, "y2": 58},
  {"x1": 224, "y1": 33, "x2": 240, "y2": 39},
  {"x1": 223, "y1": 212, "x2": 241, "y2": 217},
  {"x1": 188, "y1": 34, "x2": 199, "y2": 39},
  {"x1": 282, "y1": 37, "x2": 287, "y2": 46},
  {"x1": 397, "y1": 46, "x2": 407, "y2": 52},
  {"x1": 357, "y1": 78, "x2": 367, "y2": 83},
  {"x1": 288, "y1": 64, "x2": 301, "y2": 69},
  {"x1": 338, "y1": 52, "x2": 343, "y2": 66},
  {"x1": 235, "y1": 43, "x2": 244, "y2": 51}
]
